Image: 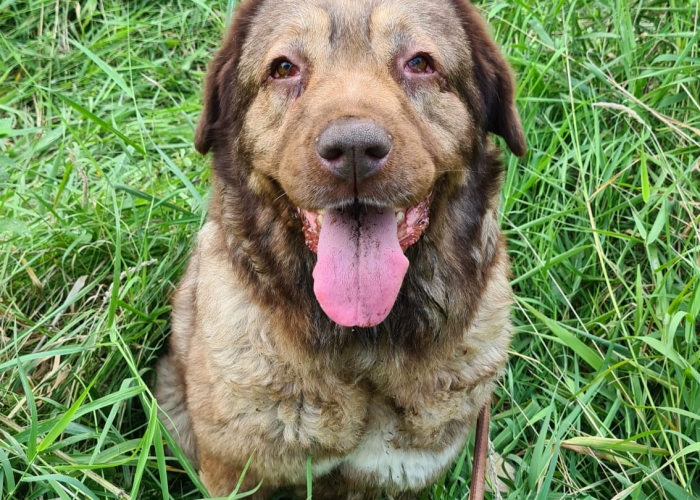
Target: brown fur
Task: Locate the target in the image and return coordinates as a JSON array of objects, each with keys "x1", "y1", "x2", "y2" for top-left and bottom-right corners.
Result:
[{"x1": 155, "y1": 0, "x2": 525, "y2": 498}]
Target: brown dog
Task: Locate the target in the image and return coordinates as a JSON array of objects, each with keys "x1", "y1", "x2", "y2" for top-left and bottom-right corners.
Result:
[{"x1": 155, "y1": 0, "x2": 525, "y2": 497}]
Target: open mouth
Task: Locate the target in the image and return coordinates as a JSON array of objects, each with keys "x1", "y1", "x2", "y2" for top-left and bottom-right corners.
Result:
[
  {"x1": 298, "y1": 195, "x2": 431, "y2": 253},
  {"x1": 297, "y1": 195, "x2": 431, "y2": 328}
]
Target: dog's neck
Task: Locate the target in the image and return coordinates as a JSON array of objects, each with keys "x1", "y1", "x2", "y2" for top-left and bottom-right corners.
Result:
[{"x1": 205, "y1": 145, "x2": 504, "y2": 356}]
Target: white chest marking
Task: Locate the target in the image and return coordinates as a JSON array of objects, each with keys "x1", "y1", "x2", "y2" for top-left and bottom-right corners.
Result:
[{"x1": 341, "y1": 427, "x2": 467, "y2": 489}]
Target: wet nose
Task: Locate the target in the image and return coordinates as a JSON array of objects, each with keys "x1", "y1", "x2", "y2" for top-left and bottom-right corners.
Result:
[{"x1": 316, "y1": 118, "x2": 392, "y2": 183}]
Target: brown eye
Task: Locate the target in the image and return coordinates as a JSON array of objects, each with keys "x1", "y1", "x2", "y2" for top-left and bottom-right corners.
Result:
[
  {"x1": 405, "y1": 55, "x2": 434, "y2": 74},
  {"x1": 272, "y1": 60, "x2": 299, "y2": 79}
]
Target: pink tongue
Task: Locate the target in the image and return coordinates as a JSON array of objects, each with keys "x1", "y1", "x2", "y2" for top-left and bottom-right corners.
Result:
[{"x1": 313, "y1": 207, "x2": 409, "y2": 327}]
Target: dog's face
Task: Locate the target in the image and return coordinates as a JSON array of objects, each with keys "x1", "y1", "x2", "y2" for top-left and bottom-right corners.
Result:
[
  {"x1": 239, "y1": 0, "x2": 478, "y2": 209},
  {"x1": 196, "y1": 0, "x2": 525, "y2": 329}
]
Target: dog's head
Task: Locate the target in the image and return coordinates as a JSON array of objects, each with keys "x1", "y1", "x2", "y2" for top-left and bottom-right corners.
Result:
[{"x1": 195, "y1": 0, "x2": 525, "y2": 329}]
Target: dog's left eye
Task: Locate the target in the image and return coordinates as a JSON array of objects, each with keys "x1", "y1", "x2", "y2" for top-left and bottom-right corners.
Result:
[
  {"x1": 272, "y1": 60, "x2": 300, "y2": 79},
  {"x1": 405, "y1": 55, "x2": 434, "y2": 74}
]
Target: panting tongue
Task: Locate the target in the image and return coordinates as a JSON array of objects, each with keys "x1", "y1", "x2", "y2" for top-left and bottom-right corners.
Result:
[{"x1": 313, "y1": 206, "x2": 409, "y2": 327}]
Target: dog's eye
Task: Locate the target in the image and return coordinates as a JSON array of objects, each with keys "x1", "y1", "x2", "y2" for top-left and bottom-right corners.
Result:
[
  {"x1": 405, "y1": 55, "x2": 434, "y2": 74},
  {"x1": 272, "y1": 60, "x2": 299, "y2": 79}
]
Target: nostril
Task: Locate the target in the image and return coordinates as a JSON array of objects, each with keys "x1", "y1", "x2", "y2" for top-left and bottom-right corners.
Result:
[
  {"x1": 365, "y1": 144, "x2": 391, "y2": 160},
  {"x1": 319, "y1": 147, "x2": 344, "y2": 162}
]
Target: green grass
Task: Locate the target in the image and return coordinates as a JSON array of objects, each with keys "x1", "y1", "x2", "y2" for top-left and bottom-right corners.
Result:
[{"x1": 1, "y1": 0, "x2": 698, "y2": 498}]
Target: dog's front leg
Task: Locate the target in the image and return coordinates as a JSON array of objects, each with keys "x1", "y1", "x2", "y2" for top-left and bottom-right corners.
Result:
[{"x1": 199, "y1": 450, "x2": 274, "y2": 499}]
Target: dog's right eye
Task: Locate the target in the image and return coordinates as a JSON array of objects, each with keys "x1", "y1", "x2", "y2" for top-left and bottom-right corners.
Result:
[{"x1": 272, "y1": 60, "x2": 299, "y2": 79}]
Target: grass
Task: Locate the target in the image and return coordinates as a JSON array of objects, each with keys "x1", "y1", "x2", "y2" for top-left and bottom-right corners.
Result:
[{"x1": 0, "y1": 0, "x2": 698, "y2": 498}]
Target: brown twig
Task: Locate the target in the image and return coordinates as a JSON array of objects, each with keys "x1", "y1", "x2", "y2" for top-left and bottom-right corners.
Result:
[{"x1": 470, "y1": 401, "x2": 491, "y2": 500}]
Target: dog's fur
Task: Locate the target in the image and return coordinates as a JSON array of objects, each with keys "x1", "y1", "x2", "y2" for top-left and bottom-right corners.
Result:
[{"x1": 155, "y1": 0, "x2": 525, "y2": 498}]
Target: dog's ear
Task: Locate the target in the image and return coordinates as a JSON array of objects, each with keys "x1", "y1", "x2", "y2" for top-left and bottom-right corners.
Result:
[
  {"x1": 194, "y1": 54, "x2": 231, "y2": 155},
  {"x1": 451, "y1": 1, "x2": 526, "y2": 157},
  {"x1": 194, "y1": 0, "x2": 264, "y2": 155}
]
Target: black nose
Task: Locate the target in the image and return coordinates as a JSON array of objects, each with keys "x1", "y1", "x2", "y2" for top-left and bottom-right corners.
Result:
[{"x1": 316, "y1": 119, "x2": 392, "y2": 183}]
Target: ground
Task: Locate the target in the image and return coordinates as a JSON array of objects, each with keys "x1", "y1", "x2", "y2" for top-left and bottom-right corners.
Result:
[{"x1": 0, "y1": 0, "x2": 699, "y2": 499}]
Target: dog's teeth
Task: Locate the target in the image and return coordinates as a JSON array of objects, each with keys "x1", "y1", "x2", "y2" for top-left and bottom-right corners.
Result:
[
  {"x1": 317, "y1": 214, "x2": 324, "y2": 227},
  {"x1": 396, "y1": 211, "x2": 405, "y2": 223}
]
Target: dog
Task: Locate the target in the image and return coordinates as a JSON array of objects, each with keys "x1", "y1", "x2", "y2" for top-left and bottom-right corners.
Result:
[{"x1": 155, "y1": 0, "x2": 525, "y2": 497}]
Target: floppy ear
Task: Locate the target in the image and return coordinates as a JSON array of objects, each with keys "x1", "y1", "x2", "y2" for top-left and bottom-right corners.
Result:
[
  {"x1": 194, "y1": 55, "x2": 231, "y2": 155},
  {"x1": 451, "y1": 0, "x2": 526, "y2": 157},
  {"x1": 194, "y1": 0, "x2": 265, "y2": 155}
]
